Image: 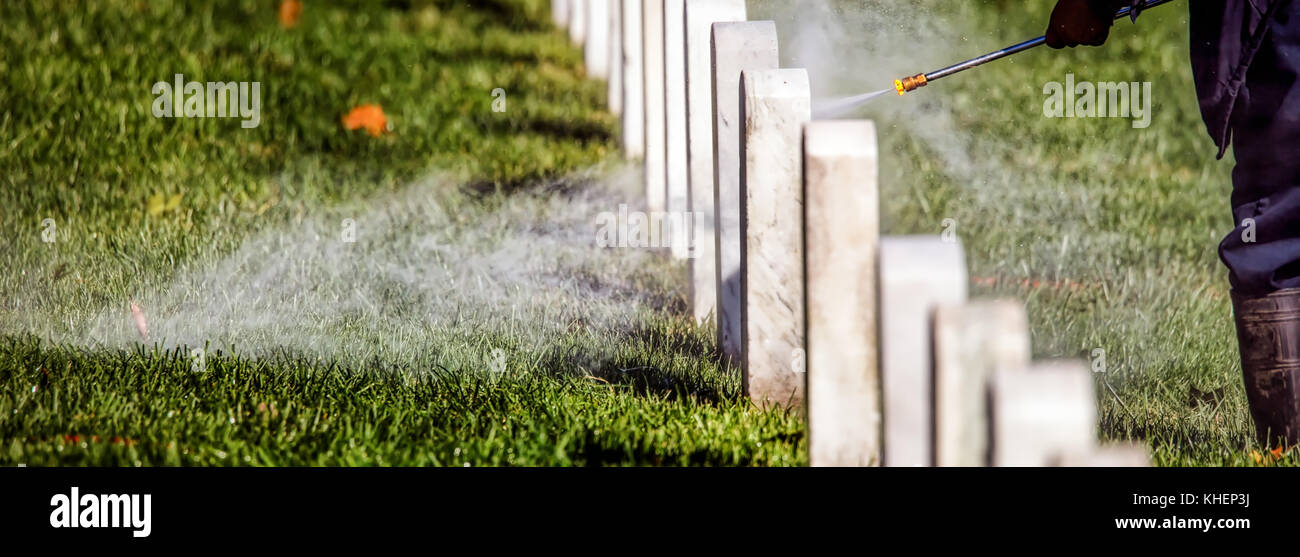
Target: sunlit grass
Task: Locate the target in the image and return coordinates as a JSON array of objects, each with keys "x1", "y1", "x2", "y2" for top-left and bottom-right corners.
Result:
[{"x1": 1, "y1": 0, "x2": 812, "y2": 467}]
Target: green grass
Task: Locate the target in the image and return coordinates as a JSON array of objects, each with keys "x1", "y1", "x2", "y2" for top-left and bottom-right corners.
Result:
[
  {"x1": 1, "y1": 338, "x2": 804, "y2": 466},
  {"x1": 0, "y1": 0, "x2": 804, "y2": 466},
  {"x1": 1, "y1": 0, "x2": 1289, "y2": 466}
]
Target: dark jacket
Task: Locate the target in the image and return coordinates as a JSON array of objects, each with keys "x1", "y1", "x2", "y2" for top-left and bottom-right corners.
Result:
[
  {"x1": 1099, "y1": 0, "x2": 1289, "y2": 158},
  {"x1": 1187, "y1": 0, "x2": 1292, "y2": 159}
]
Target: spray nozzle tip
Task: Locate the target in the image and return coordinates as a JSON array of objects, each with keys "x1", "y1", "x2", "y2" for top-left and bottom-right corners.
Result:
[{"x1": 896, "y1": 74, "x2": 928, "y2": 95}]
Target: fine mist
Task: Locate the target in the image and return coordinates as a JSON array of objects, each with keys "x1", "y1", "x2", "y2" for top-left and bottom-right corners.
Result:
[
  {"x1": 747, "y1": 0, "x2": 1217, "y2": 369},
  {"x1": 747, "y1": 0, "x2": 1161, "y2": 271},
  {"x1": 19, "y1": 168, "x2": 676, "y2": 373},
  {"x1": 750, "y1": 0, "x2": 1007, "y2": 189}
]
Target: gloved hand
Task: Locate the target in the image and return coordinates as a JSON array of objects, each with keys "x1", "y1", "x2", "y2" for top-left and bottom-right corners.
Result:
[{"x1": 1045, "y1": 0, "x2": 1120, "y2": 48}]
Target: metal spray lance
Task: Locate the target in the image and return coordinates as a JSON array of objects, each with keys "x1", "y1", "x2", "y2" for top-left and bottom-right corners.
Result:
[{"x1": 894, "y1": 0, "x2": 1179, "y2": 95}]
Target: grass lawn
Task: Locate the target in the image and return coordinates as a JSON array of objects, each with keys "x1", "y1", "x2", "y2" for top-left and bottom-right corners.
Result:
[
  {"x1": 1, "y1": 0, "x2": 802, "y2": 466},
  {"x1": 0, "y1": 0, "x2": 1287, "y2": 466}
]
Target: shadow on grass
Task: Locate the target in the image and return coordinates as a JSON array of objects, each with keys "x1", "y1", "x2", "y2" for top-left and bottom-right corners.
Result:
[
  {"x1": 1101, "y1": 416, "x2": 1243, "y2": 447},
  {"x1": 480, "y1": 115, "x2": 615, "y2": 145},
  {"x1": 425, "y1": 0, "x2": 552, "y2": 32},
  {"x1": 1098, "y1": 409, "x2": 1263, "y2": 465},
  {"x1": 563, "y1": 426, "x2": 801, "y2": 466},
  {"x1": 501, "y1": 314, "x2": 739, "y2": 406}
]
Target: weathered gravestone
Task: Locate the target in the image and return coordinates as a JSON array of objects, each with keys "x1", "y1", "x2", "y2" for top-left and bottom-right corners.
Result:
[
  {"x1": 607, "y1": 0, "x2": 623, "y2": 116},
  {"x1": 621, "y1": 0, "x2": 645, "y2": 159},
  {"x1": 642, "y1": 0, "x2": 666, "y2": 212},
  {"x1": 664, "y1": 0, "x2": 690, "y2": 257},
  {"x1": 739, "y1": 68, "x2": 811, "y2": 409},
  {"x1": 684, "y1": 0, "x2": 746, "y2": 322},
  {"x1": 710, "y1": 20, "x2": 778, "y2": 365}
]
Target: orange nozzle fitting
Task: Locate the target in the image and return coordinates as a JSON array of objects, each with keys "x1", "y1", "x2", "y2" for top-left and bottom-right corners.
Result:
[{"x1": 895, "y1": 73, "x2": 928, "y2": 95}]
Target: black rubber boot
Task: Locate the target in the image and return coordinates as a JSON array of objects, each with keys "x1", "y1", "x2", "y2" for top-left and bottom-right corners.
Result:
[{"x1": 1231, "y1": 288, "x2": 1300, "y2": 447}]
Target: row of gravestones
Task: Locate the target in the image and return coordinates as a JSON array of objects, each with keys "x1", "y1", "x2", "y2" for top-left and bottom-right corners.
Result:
[{"x1": 553, "y1": 0, "x2": 1150, "y2": 467}]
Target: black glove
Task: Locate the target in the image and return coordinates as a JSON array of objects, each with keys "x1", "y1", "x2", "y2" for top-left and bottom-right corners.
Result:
[{"x1": 1045, "y1": 0, "x2": 1126, "y2": 49}]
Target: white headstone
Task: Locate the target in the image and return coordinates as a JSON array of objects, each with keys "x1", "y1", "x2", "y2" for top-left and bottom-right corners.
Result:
[
  {"x1": 740, "y1": 68, "x2": 811, "y2": 410},
  {"x1": 663, "y1": 0, "x2": 689, "y2": 257},
  {"x1": 931, "y1": 300, "x2": 1030, "y2": 467},
  {"x1": 553, "y1": 0, "x2": 570, "y2": 28},
  {"x1": 642, "y1": 0, "x2": 666, "y2": 212},
  {"x1": 569, "y1": 0, "x2": 587, "y2": 45},
  {"x1": 879, "y1": 236, "x2": 968, "y2": 467},
  {"x1": 990, "y1": 360, "x2": 1097, "y2": 467},
  {"x1": 607, "y1": 0, "x2": 623, "y2": 116},
  {"x1": 684, "y1": 0, "x2": 746, "y2": 323},
  {"x1": 1052, "y1": 444, "x2": 1151, "y2": 467},
  {"x1": 621, "y1": 0, "x2": 645, "y2": 159},
  {"x1": 711, "y1": 21, "x2": 778, "y2": 365},
  {"x1": 804, "y1": 120, "x2": 881, "y2": 467},
  {"x1": 585, "y1": 0, "x2": 610, "y2": 79}
]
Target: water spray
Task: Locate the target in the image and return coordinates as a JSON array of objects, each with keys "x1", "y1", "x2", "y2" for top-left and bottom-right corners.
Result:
[{"x1": 894, "y1": 0, "x2": 1177, "y2": 96}]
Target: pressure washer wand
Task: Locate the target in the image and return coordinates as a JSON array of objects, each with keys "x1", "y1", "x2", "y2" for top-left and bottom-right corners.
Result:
[{"x1": 894, "y1": 0, "x2": 1177, "y2": 95}]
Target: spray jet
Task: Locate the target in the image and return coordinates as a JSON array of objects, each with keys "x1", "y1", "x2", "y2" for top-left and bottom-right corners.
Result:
[{"x1": 894, "y1": 0, "x2": 1178, "y2": 96}]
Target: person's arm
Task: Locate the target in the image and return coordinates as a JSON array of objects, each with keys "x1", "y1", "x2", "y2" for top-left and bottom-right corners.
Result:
[{"x1": 1044, "y1": 0, "x2": 1131, "y2": 48}]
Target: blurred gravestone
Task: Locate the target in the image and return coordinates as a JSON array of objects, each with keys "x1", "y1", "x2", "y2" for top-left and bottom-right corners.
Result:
[
  {"x1": 710, "y1": 21, "x2": 778, "y2": 365},
  {"x1": 553, "y1": 0, "x2": 570, "y2": 28},
  {"x1": 804, "y1": 119, "x2": 881, "y2": 466},
  {"x1": 643, "y1": 0, "x2": 666, "y2": 212},
  {"x1": 569, "y1": 0, "x2": 587, "y2": 45},
  {"x1": 608, "y1": 0, "x2": 623, "y2": 116},
  {"x1": 684, "y1": 0, "x2": 746, "y2": 323},
  {"x1": 990, "y1": 360, "x2": 1097, "y2": 466},
  {"x1": 879, "y1": 236, "x2": 967, "y2": 467},
  {"x1": 664, "y1": 0, "x2": 689, "y2": 257},
  {"x1": 931, "y1": 300, "x2": 1030, "y2": 466},
  {"x1": 585, "y1": 0, "x2": 610, "y2": 79},
  {"x1": 1052, "y1": 444, "x2": 1151, "y2": 467},
  {"x1": 621, "y1": 0, "x2": 645, "y2": 158}
]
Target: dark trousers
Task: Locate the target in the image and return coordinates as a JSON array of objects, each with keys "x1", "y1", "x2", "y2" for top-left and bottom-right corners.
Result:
[{"x1": 1218, "y1": 6, "x2": 1300, "y2": 295}]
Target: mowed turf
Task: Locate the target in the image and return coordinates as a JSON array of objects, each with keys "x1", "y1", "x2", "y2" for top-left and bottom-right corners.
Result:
[
  {"x1": 0, "y1": 0, "x2": 803, "y2": 466},
  {"x1": 1, "y1": 0, "x2": 1289, "y2": 467}
]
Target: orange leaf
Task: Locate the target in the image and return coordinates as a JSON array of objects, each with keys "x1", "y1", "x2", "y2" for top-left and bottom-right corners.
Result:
[
  {"x1": 1271, "y1": 446, "x2": 1286, "y2": 459},
  {"x1": 278, "y1": 0, "x2": 302, "y2": 28},
  {"x1": 342, "y1": 104, "x2": 389, "y2": 137}
]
